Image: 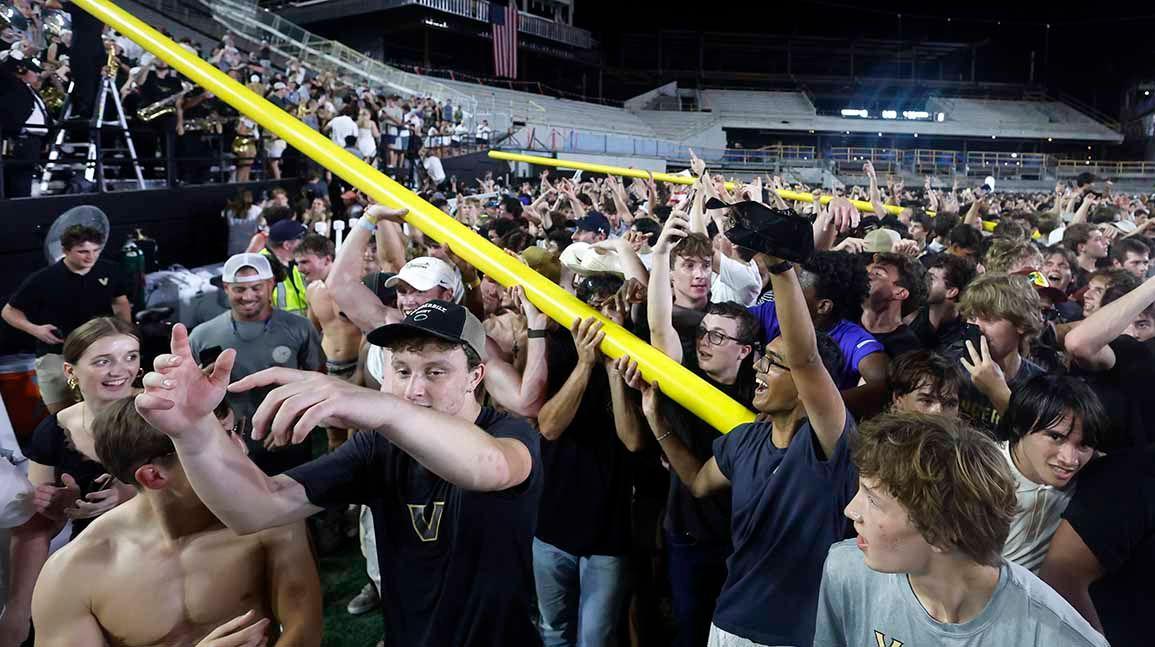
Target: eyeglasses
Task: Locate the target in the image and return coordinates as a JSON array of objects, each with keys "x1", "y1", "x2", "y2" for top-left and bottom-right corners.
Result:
[
  {"x1": 696, "y1": 326, "x2": 746, "y2": 347},
  {"x1": 754, "y1": 354, "x2": 791, "y2": 373}
]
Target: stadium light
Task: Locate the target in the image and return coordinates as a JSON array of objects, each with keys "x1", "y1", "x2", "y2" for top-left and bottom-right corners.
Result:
[
  {"x1": 1011, "y1": 152, "x2": 1018, "y2": 158},
  {"x1": 913, "y1": 133, "x2": 919, "y2": 138},
  {"x1": 841, "y1": 108, "x2": 869, "y2": 118},
  {"x1": 882, "y1": 110, "x2": 898, "y2": 119},
  {"x1": 935, "y1": 113, "x2": 945, "y2": 122},
  {"x1": 902, "y1": 111, "x2": 930, "y2": 120},
  {"x1": 1146, "y1": 90, "x2": 1151, "y2": 96}
]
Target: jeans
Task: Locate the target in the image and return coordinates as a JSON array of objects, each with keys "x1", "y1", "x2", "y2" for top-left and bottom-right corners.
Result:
[
  {"x1": 532, "y1": 538, "x2": 630, "y2": 647},
  {"x1": 665, "y1": 530, "x2": 730, "y2": 647}
]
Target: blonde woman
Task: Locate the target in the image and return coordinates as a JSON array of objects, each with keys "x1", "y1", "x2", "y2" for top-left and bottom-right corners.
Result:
[{"x1": 356, "y1": 108, "x2": 380, "y2": 164}]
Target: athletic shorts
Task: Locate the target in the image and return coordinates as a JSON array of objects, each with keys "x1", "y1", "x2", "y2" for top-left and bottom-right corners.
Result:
[
  {"x1": 326, "y1": 358, "x2": 358, "y2": 381},
  {"x1": 267, "y1": 139, "x2": 287, "y2": 159}
]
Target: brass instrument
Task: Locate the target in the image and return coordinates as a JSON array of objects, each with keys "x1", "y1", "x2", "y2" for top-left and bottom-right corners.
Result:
[
  {"x1": 102, "y1": 42, "x2": 118, "y2": 78},
  {"x1": 38, "y1": 83, "x2": 66, "y2": 112},
  {"x1": 183, "y1": 115, "x2": 232, "y2": 134},
  {"x1": 232, "y1": 135, "x2": 257, "y2": 160},
  {"x1": 138, "y1": 82, "x2": 194, "y2": 122}
]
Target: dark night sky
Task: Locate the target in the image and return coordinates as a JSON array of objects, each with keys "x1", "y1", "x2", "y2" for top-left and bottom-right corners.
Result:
[{"x1": 574, "y1": 1, "x2": 1155, "y2": 117}]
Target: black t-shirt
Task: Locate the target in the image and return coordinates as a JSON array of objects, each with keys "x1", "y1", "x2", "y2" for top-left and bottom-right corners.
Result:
[
  {"x1": 7, "y1": 259, "x2": 129, "y2": 356},
  {"x1": 907, "y1": 306, "x2": 966, "y2": 352},
  {"x1": 1075, "y1": 335, "x2": 1155, "y2": 451},
  {"x1": 534, "y1": 328, "x2": 633, "y2": 556},
  {"x1": 25, "y1": 414, "x2": 108, "y2": 540},
  {"x1": 286, "y1": 408, "x2": 543, "y2": 647},
  {"x1": 659, "y1": 349, "x2": 756, "y2": 546},
  {"x1": 1061, "y1": 446, "x2": 1155, "y2": 647},
  {"x1": 870, "y1": 323, "x2": 924, "y2": 358}
]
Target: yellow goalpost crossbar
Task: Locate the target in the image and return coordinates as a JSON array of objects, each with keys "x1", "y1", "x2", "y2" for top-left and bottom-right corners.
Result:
[
  {"x1": 488, "y1": 151, "x2": 1003, "y2": 234},
  {"x1": 72, "y1": 0, "x2": 757, "y2": 432}
]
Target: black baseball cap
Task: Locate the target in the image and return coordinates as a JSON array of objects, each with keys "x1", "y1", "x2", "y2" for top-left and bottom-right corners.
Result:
[
  {"x1": 366, "y1": 300, "x2": 488, "y2": 361},
  {"x1": 575, "y1": 212, "x2": 611, "y2": 234}
]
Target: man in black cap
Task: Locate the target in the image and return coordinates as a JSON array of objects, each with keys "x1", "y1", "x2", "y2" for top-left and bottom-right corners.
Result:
[
  {"x1": 0, "y1": 50, "x2": 50, "y2": 198},
  {"x1": 260, "y1": 219, "x2": 310, "y2": 317},
  {"x1": 136, "y1": 300, "x2": 544, "y2": 647},
  {"x1": 572, "y1": 212, "x2": 610, "y2": 244}
]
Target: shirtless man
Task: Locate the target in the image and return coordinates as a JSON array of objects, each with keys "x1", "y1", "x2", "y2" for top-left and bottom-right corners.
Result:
[
  {"x1": 295, "y1": 235, "x2": 363, "y2": 450},
  {"x1": 30, "y1": 397, "x2": 322, "y2": 647}
]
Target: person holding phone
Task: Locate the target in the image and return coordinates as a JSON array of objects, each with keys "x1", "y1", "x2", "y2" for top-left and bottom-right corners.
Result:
[{"x1": 945, "y1": 273, "x2": 1047, "y2": 436}]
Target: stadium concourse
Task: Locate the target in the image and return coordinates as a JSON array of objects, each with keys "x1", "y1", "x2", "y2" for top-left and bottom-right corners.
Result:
[{"x1": 1, "y1": 0, "x2": 1154, "y2": 646}]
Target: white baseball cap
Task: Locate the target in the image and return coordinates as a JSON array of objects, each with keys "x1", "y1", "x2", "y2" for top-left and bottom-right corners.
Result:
[
  {"x1": 384, "y1": 257, "x2": 462, "y2": 301},
  {"x1": 222, "y1": 253, "x2": 274, "y2": 283}
]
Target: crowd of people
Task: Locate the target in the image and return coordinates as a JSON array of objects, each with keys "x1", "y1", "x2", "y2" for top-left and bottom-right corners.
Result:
[
  {"x1": 1, "y1": 139, "x2": 1154, "y2": 647},
  {"x1": 1, "y1": 2, "x2": 494, "y2": 197}
]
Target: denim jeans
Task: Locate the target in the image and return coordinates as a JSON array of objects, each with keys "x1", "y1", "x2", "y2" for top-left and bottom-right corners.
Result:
[
  {"x1": 532, "y1": 538, "x2": 630, "y2": 647},
  {"x1": 665, "y1": 530, "x2": 730, "y2": 647}
]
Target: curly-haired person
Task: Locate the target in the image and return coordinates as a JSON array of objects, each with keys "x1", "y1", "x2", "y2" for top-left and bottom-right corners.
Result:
[
  {"x1": 749, "y1": 250, "x2": 889, "y2": 418},
  {"x1": 814, "y1": 413, "x2": 1108, "y2": 647}
]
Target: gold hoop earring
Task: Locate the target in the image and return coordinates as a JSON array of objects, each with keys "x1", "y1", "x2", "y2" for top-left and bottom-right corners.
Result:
[{"x1": 67, "y1": 376, "x2": 79, "y2": 391}]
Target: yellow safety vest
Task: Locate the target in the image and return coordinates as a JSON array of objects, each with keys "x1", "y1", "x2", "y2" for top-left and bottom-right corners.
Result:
[{"x1": 259, "y1": 248, "x2": 309, "y2": 317}]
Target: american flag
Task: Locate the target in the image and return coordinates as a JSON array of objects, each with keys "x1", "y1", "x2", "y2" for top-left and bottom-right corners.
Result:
[{"x1": 490, "y1": 0, "x2": 519, "y2": 79}]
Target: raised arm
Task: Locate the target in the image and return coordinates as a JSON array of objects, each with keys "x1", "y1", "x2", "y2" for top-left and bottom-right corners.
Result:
[
  {"x1": 964, "y1": 196, "x2": 986, "y2": 230},
  {"x1": 233, "y1": 368, "x2": 533, "y2": 494},
  {"x1": 482, "y1": 287, "x2": 549, "y2": 417},
  {"x1": 537, "y1": 318, "x2": 603, "y2": 440},
  {"x1": 864, "y1": 162, "x2": 887, "y2": 218},
  {"x1": 623, "y1": 362, "x2": 729, "y2": 497},
  {"x1": 770, "y1": 258, "x2": 847, "y2": 459},
  {"x1": 606, "y1": 356, "x2": 648, "y2": 452},
  {"x1": 647, "y1": 214, "x2": 691, "y2": 362},
  {"x1": 1065, "y1": 273, "x2": 1155, "y2": 371},
  {"x1": 137, "y1": 326, "x2": 323, "y2": 534},
  {"x1": 329, "y1": 206, "x2": 407, "y2": 334}
]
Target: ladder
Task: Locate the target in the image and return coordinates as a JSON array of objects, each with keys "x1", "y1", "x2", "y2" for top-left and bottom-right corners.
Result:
[{"x1": 40, "y1": 46, "x2": 145, "y2": 193}]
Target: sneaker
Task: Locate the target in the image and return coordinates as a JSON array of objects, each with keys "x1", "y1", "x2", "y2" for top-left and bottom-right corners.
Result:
[{"x1": 347, "y1": 582, "x2": 380, "y2": 615}]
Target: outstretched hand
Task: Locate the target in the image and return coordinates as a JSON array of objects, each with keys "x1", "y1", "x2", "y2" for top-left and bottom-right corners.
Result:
[
  {"x1": 228, "y1": 368, "x2": 392, "y2": 448},
  {"x1": 136, "y1": 324, "x2": 235, "y2": 440}
]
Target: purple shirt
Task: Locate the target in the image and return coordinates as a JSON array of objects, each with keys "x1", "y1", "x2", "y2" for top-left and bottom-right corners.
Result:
[{"x1": 748, "y1": 302, "x2": 884, "y2": 389}]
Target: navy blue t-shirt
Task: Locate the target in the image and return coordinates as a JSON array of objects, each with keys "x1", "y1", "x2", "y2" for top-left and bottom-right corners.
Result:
[
  {"x1": 710, "y1": 411, "x2": 859, "y2": 646},
  {"x1": 286, "y1": 408, "x2": 543, "y2": 647}
]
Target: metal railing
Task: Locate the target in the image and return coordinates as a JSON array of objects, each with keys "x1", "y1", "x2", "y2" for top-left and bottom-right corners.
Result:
[
  {"x1": 1056, "y1": 159, "x2": 1155, "y2": 177},
  {"x1": 281, "y1": 0, "x2": 595, "y2": 48},
  {"x1": 200, "y1": 0, "x2": 482, "y2": 127},
  {"x1": 500, "y1": 129, "x2": 817, "y2": 169},
  {"x1": 965, "y1": 151, "x2": 1047, "y2": 180}
]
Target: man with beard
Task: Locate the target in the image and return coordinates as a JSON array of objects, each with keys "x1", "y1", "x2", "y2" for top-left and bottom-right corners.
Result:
[
  {"x1": 188, "y1": 253, "x2": 322, "y2": 474},
  {"x1": 907, "y1": 254, "x2": 977, "y2": 352}
]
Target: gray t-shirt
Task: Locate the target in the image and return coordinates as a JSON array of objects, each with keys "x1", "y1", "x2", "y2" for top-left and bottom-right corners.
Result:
[
  {"x1": 814, "y1": 539, "x2": 1108, "y2": 647},
  {"x1": 188, "y1": 310, "x2": 323, "y2": 423}
]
